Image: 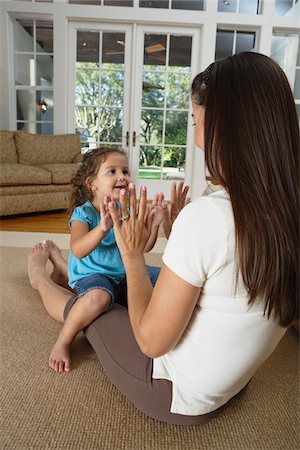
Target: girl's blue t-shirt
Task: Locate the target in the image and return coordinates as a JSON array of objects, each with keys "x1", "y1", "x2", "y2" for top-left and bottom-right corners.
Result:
[{"x1": 68, "y1": 200, "x2": 125, "y2": 288}]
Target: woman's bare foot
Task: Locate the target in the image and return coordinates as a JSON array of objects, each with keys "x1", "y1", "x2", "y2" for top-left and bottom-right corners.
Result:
[
  {"x1": 28, "y1": 243, "x2": 50, "y2": 290},
  {"x1": 44, "y1": 239, "x2": 70, "y2": 289},
  {"x1": 49, "y1": 336, "x2": 71, "y2": 373}
]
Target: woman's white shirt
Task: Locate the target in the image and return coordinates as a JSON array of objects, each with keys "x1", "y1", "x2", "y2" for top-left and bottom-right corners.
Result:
[{"x1": 152, "y1": 189, "x2": 286, "y2": 415}]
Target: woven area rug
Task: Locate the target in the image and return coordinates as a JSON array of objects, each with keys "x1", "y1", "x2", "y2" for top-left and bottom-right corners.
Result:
[{"x1": 1, "y1": 245, "x2": 299, "y2": 450}]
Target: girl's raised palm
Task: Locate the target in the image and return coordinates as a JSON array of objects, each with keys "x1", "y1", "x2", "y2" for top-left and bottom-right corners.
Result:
[{"x1": 99, "y1": 195, "x2": 113, "y2": 232}]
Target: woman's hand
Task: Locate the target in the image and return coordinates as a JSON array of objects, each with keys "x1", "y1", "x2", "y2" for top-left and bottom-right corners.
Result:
[{"x1": 109, "y1": 183, "x2": 154, "y2": 259}]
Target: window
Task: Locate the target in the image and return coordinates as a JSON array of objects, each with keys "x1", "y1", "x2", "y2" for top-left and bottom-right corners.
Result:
[
  {"x1": 14, "y1": 19, "x2": 53, "y2": 134},
  {"x1": 218, "y1": 0, "x2": 260, "y2": 14},
  {"x1": 275, "y1": 0, "x2": 299, "y2": 16},
  {"x1": 215, "y1": 30, "x2": 256, "y2": 60},
  {"x1": 271, "y1": 32, "x2": 300, "y2": 122}
]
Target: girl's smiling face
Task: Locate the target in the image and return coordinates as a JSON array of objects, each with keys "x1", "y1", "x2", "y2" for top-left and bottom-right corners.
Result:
[{"x1": 89, "y1": 152, "x2": 131, "y2": 203}]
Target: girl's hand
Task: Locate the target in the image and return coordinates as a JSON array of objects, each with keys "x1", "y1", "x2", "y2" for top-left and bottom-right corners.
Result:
[
  {"x1": 163, "y1": 182, "x2": 190, "y2": 238},
  {"x1": 99, "y1": 195, "x2": 113, "y2": 232},
  {"x1": 148, "y1": 193, "x2": 168, "y2": 228},
  {"x1": 109, "y1": 183, "x2": 153, "y2": 258}
]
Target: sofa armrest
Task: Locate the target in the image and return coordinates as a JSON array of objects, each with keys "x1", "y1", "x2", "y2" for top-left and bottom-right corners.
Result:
[{"x1": 72, "y1": 153, "x2": 83, "y2": 163}]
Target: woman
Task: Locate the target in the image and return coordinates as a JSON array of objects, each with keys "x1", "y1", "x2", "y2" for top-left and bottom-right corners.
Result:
[{"x1": 28, "y1": 52, "x2": 299, "y2": 425}]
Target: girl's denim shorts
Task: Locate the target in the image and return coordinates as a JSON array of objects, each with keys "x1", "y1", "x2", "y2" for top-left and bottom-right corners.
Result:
[{"x1": 74, "y1": 265, "x2": 161, "y2": 307}]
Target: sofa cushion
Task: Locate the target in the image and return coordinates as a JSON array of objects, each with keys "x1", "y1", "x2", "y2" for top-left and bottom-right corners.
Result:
[
  {"x1": 39, "y1": 163, "x2": 80, "y2": 184},
  {"x1": 0, "y1": 131, "x2": 18, "y2": 164},
  {"x1": 0, "y1": 164, "x2": 52, "y2": 186},
  {"x1": 15, "y1": 132, "x2": 81, "y2": 165}
]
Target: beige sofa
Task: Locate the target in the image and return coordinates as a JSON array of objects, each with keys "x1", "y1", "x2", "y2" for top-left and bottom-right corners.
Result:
[{"x1": 0, "y1": 131, "x2": 82, "y2": 216}]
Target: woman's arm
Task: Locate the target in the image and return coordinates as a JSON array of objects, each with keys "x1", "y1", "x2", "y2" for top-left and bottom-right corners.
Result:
[{"x1": 109, "y1": 184, "x2": 200, "y2": 358}]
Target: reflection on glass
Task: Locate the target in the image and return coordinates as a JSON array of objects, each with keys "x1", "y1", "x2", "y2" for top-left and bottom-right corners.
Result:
[
  {"x1": 15, "y1": 54, "x2": 33, "y2": 86},
  {"x1": 103, "y1": 33, "x2": 125, "y2": 65},
  {"x1": 76, "y1": 70, "x2": 99, "y2": 106},
  {"x1": 36, "y1": 21, "x2": 53, "y2": 53},
  {"x1": 140, "y1": 110, "x2": 164, "y2": 144},
  {"x1": 215, "y1": 30, "x2": 234, "y2": 60},
  {"x1": 144, "y1": 34, "x2": 167, "y2": 67},
  {"x1": 15, "y1": 19, "x2": 34, "y2": 53},
  {"x1": 36, "y1": 91, "x2": 53, "y2": 121},
  {"x1": 140, "y1": 1, "x2": 169, "y2": 8},
  {"x1": 239, "y1": 0, "x2": 260, "y2": 14},
  {"x1": 166, "y1": 73, "x2": 190, "y2": 109},
  {"x1": 169, "y1": 36, "x2": 192, "y2": 68},
  {"x1": 294, "y1": 68, "x2": 300, "y2": 97},
  {"x1": 17, "y1": 122, "x2": 35, "y2": 132},
  {"x1": 275, "y1": 0, "x2": 294, "y2": 16},
  {"x1": 36, "y1": 55, "x2": 53, "y2": 86},
  {"x1": 98, "y1": 108, "x2": 123, "y2": 142},
  {"x1": 163, "y1": 147, "x2": 186, "y2": 179},
  {"x1": 271, "y1": 34, "x2": 299, "y2": 94},
  {"x1": 16, "y1": 90, "x2": 36, "y2": 121},
  {"x1": 77, "y1": 31, "x2": 100, "y2": 64},
  {"x1": 36, "y1": 123, "x2": 53, "y2": 135},
  {"x1": 104, "y1": 0, "x2": 133, "y2": 5},
  {"x1": 236, "y1": 32, "x2": 256, "y2": 54},
  {"x1": 218, "y1": 0, "x2": 237, "y2": 12},
  {"x1": 139, "y1": 146, "x2": 162, "y2": 179},
  {"x1": 172, "y1": 0, "x2": 204, "y2": 10},
  {"x1": 101, "y1": 70, "x2": 124, "y2": 107},
  {"x1": 165, "y1": 111, "x2": 187, "y2": 145},
  {"x1": 142, "y1": 72, "x2": 165, "y2": 107}
]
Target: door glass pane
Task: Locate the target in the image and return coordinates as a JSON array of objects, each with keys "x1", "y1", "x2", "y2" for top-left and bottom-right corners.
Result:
[
  {"x1": 98, "y1": 108, "x2": 123, "y2": 142},
  {"x1": 36, "y1": 91, "x2": 53, "y2": 121},
  {"x1": 103, "y1": 32, "x2": 125, "y2": 66},
  {"x1": 75, "y1": 30, "x2": 126, "y2": 149},
  {"x1": 36, "y1": 20, "x2": 53, "y2": 53},
  {"x1": 16, "y1": 90, "x2": 36, "y2": 121},
  {"x1": 140, "y1": 33, "x2": 192, "y2": 180},
  {"x1": 215, "y1": 30, "x2": 256, "y2": 60},
  {"x1": 76, "y1": 70, "x2": 99, "y2": 105},
  {"x1": 144, "y1": 34, "x2": 167, "y2": 68},
  {"x1": 140, "y1": 110, "x2": 164, "y2": 144},
  {"x1": 14, "y1": 19, "x2": 34, "y2": 52},
  {"x1": 165, "y1": 110, "x2": 187, "y2": 145},
  {"x1": 37, "y1": 55, "x2": 53, "y2": 86},
  {"x1": 77, "y1": 31, "x2": 100, "y2": 64},
  {"x1": 142, "y1": 72, "x2": 165, "y2": 107},
  {"x1": 139, "y1": 146, "x2": 162, "y2": 179},
  {"x1": 15, "y1": 54, "x2": 33, "y2": 85},
  {"x1": 163, "y1": 147, "x2": 186, "y2": 179}
]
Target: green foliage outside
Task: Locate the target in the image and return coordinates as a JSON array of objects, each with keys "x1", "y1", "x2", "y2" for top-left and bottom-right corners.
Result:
[{"x1": 75, "y1": 63, "x2": 191, "y2": 177}]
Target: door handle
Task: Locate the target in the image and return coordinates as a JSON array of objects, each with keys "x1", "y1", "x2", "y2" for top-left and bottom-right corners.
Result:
[
  {"x1": 126, "y1": 131, "x2": 129, "y2": 147},
  {"x1": 133, "y1": 131, "x2": 136, "y2": 147}
]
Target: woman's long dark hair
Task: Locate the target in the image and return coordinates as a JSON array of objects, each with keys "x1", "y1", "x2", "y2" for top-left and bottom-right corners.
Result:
[
  {"x1": 192, "y1": 52, "x2": 299, "y2": 327},
  {"x1": 69, "y1": 147, "x2": 128, "y2": 215}
]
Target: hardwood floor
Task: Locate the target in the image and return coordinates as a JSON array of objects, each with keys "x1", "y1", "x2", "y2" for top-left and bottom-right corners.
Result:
[{"x1": 0, "y1": 210, "x2": 70, "y2": 233}]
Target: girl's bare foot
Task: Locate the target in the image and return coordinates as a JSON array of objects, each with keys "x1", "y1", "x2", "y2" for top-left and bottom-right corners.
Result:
[
  {"x1": 44, "y1": 239, "x2": 69, "y2": 289},
  {"x1": 49, "y1": 336, "x2": 71, "y2": 373},
  {"x1": 28, "y1": 243, "x2": 50, "y2": 290}
]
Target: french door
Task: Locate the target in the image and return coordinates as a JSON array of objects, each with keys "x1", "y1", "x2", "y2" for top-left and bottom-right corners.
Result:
[{"x1": 68, "y1": 22, "x2": 200, "y2": 198}]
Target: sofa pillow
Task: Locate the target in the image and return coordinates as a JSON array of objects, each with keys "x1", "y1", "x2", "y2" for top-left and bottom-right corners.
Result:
[
  {"x1": 15, "y1": 132, "x2": 81, "y2": 165},
  {"x1": 0, "y1": 163, "x2": 52, "y2": 186},
  {"x1": 39, "y1": 163, "x2": 80, "y2": 184},
  {"x1": 0, "y1": 131, "x2": 18, "y2": 163}
]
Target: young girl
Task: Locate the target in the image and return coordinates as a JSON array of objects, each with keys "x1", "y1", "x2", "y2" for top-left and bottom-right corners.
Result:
[{"x1": 49, "y1": 147, "x2": 163, "y2": 373}]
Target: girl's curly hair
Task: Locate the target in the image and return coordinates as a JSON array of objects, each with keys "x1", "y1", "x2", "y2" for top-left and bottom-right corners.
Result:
[{"x1": 68, "y1": 147, "x2": 128, "y2": 216}]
